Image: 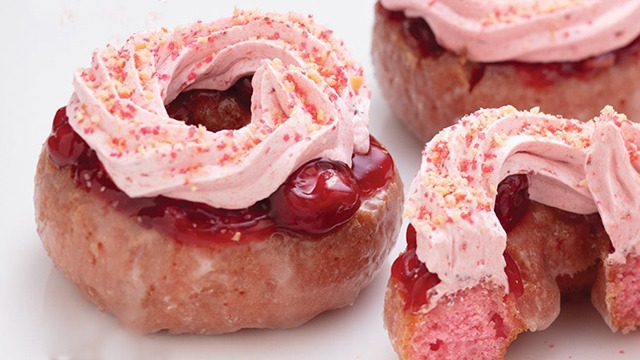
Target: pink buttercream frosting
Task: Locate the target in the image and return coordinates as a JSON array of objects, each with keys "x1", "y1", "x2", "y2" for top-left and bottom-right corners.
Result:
[
  {"x1": 380, "y1": 0, "x2": 640, "y2": 62},
  {"x1": 67, "y1": 10, "x2": 370, "y2": 209},
  {"x1": 405, "y1": 105, "x2": 640, "y2": 311}
]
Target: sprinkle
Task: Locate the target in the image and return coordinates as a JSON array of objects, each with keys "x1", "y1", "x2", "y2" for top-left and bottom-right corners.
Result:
[
  {"x1": 492, "y1": 132, "x2": 507, "y2": 147},
  {"x1": 65, "y1": 9, "x2": 369, "y2": 211},
  {"x1": 349, "y1": 76, "x2": 364, "y2": 94}
]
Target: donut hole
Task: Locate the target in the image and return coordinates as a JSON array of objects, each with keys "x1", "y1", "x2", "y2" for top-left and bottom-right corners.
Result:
[{"x1": 165, "y1": 76, "x2": 253, "y2": 133}]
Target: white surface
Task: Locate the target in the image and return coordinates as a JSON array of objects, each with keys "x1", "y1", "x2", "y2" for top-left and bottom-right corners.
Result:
[{"x1": 1, "y1": 0, "x2": 639, "y2": 359}]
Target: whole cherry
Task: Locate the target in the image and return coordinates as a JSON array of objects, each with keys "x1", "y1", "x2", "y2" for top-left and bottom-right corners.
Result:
[
  {"x1": 270, "y1": 158, "x2": 361, "y2": 235},
  {"x1": 47, "y1": 107, "x2": 88, "y2": 168}
]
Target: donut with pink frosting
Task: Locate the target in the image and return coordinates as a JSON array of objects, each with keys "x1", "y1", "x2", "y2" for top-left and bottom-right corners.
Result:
[
  {"x1": 386, "y1": 105, "x2": 640, "y2": 359},
  {"x1": 35, "y1": 10, "x2": 403, "y2": 334},
  {"x1": 372, "y1": 0, "x2": 640, "y2": 141}
]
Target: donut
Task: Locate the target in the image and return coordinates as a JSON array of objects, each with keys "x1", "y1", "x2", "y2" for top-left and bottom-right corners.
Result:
[
  {"x1": 34, "y1": 10, "x2": 403, "y2": 334},
  {"x1": 386, "y1": 106, "x2": 640, "y2": 359},
  {"x1": 372, "y1": 1, "x2": 640, "y2": 141}
]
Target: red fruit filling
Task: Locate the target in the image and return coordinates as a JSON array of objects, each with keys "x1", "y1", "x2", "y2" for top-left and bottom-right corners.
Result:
[
  {"x1": 392, "y1": 174, "x2": 530, "y2": 310},
  {"x1": 494, "y1": 174, "x2": 530, "y2": 233},
  {"x1": 45, "y1": 80, "x2": 394, "y2": 245},
  {"x1": 352, "y1": 137, "x2": 395, "y2": 196},
  {"x1": 379, "y1": 3, "x2": 640, "y2": 89},
  {"x1": 495, "y1": 174, "x2": 529, "y2": 298},
  {"x1": 429, "y1": 339, "x2": 443, "y2": 351},
  {"x1": 390, "y1": 225, "x2": 441, "y2": 311},
  {"x1": 393, "y1": 10, "x2": 444, "y2": 59},
  {"x1": 47, "y1": 108, "x2": 88, "y2": 168},
  {"x1": 491, "y1": 313, "x2": 508, "y2": 339},
  {"x1": 503, "y1": 251, "x2": 524, "y2": 298},
  {"x1": 270, "y1": 159, "x2": 361, "y2": 235}
]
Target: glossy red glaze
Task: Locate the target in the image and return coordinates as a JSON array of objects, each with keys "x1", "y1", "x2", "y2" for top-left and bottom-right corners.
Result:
[
  {"x1": 494, "y1": 174, "x2": 530, "y2": 233},
  {"x1": 495, "y1": 175, "x2": 528, "y2": 297},
  {"x1": 52, "y1": 106, "x2": 69, "y2": 131},
  {"x1": 138, "y1": 197, "x2": 275, "y2": 245},
  {"x1": 45, "y1": 82, "x2": 394, "y2": 244},
  {"x1": 352, "y1": 137, "x2": 395, "y2": 196},
  {"x1": 503, "y1": 252, "x2": 524, "y2": 298},
  {"x1": 47, "y1": 108, "x2": 88, "y2": 168},
  {"x1": 391, "y1": 225, "x2": 441, "y2": 311},
  {"x1": 405, "y1": 223, "x2": 417, "y2": 251},
  {"x1": 270, "y1": 159, "x2": 361, "y2": 235},
  {"x1": 380, "y1": 4, "x2": 640, "y2": 89}
]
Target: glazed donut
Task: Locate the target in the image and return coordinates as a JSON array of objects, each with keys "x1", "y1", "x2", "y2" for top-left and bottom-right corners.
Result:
[
  {"x1": 35, "y1": 10, "x2": 403, "y2": 334},
  {"x1": 372, "y1": 1, "x2": 640, "y2": 141},
  {"x1": 386, "y1": 106, "x2": 640, "y2": 359}
]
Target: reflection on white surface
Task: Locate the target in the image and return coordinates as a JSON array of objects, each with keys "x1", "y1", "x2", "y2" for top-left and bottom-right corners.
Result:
[
  {"x1": 41, "y1": 261, "x2": 398, "y2": 360},
  {"x1": 43, "y1": 269, "x2": 163, "y2": 360},
  {"x1": 41, "y1": 259, "x2": 640, "y2": 360},
  {"x1": 507, "y1": 299, "x2": 640, "y2": 359}
]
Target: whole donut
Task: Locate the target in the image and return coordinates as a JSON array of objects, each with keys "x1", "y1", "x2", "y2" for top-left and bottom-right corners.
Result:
[{"x1": 35, "y1": 10, "x2": 403, "y2": 334}]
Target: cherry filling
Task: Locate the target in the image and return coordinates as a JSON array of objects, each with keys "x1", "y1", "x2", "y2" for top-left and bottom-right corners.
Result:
[
  {"x1": 379, "y1": 4, "x2": 640, "y2": 89},
  {"x1": 495, "y1": 174, "x2": 530, "y2": 233},
  {"x1": 352, "y1": 138, "x2": 395, "y2": 196},
  {"x1": 390, "y1": 225, "x2": 441, "y2": 311},
  {"x1": 47, "y1": 107, "x2": 87, "y2": 167},
  {"x1": 46, "y1": 81, "x2": 394, "y2": 245},
  {"x1": 391, "y1": 174, "x2": 529, "y2": 310},
  {"x1": 270, "y1": 159, "x2": 361, "y2": 235},
  {"x1": 496, "y1": 174, "x2": 529, "y2": 298}
]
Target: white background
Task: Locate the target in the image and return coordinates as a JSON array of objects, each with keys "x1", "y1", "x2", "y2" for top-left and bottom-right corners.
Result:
[{"x1": 2, "y1": 0, "x2": 639, "y2": 359}]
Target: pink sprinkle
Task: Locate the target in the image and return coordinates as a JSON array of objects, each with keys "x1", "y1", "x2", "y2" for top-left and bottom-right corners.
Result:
[{"x1": 482, "y1": 164, "x2": 494, "y2": 174}]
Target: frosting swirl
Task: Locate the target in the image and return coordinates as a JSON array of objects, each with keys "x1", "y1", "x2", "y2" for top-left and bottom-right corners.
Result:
[
  {"x1": 380, "y1": 0, "x2": 640, "y2": 62},
  {"x1": 406, "y1": 106, "x2": 640, "y2": 309},
  {"x1": 67, "y1": 10, "x2": 370, "y2": 209}
]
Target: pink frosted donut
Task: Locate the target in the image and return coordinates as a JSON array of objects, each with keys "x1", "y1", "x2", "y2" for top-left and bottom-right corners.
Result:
[
  {"x1": 35, "y1": 10, "x2": 403, "y2": 334},
  {"x1": 372, "y1": 1, "x2": 640, "y2": 141},
  {"x1": 386, "y1": 106, "x2": 640, "y2": 359}
]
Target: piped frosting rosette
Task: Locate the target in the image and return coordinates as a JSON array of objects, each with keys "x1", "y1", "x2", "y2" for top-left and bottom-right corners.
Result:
[
  {"x1": 66, "y1": 10, "x2": 370, "y2": 209},
  {"x1": 380, "y1": 0, "x2": 640, "y2": 62},
  {"x1": 406, "y1": 105, "x2": 640, "y2": 310}
]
